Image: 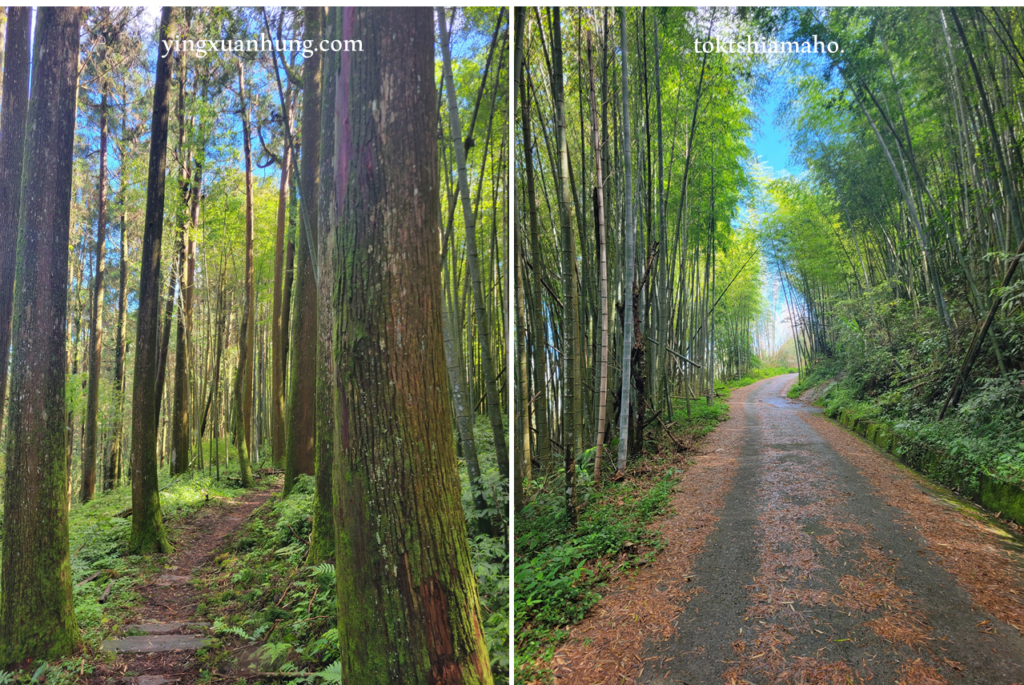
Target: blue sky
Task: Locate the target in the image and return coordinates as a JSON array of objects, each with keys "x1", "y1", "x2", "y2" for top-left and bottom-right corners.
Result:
[{"x1": 745, "y1": 76, "x2": 807, "y2": 353}]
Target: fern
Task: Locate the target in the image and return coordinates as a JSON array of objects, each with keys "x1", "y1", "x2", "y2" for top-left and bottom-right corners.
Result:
[
  {"x1": 313, "y1": 660, "x2": 343, "y2": 684},
  {"x1": 258, "y1": 641, "x2": 294, "y2": 668},
  {"x1": 211, "y1": 617, "x2": 253, "y2": 641},
  {"x1": 310, "y1": 562, "x2": 335, "y2": 578},
  {"x1": 275, "y1": 542, "x2": 306, "y2": 557}
]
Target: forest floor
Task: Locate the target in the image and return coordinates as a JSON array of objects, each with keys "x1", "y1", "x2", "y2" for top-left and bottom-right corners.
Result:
[
  {"x1": 546, "y1": 374, "x2": 1024, "y2": 685},
  {"x1": 88, "y1": 481, "x2": 280, "y2": 684}
]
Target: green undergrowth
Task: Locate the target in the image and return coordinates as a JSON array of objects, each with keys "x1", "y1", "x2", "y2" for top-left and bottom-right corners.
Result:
[
  {"x1": 192, "y1": 474, "x2": 342, "y2": 683},
  {"x1": 196, "y1": 416, "x2": 509, "y2": 684},
  {"x1": 515, "y1": 367, "x2": 792, "y2": 682},
  {"x1": 787, "y1": 360, "x2": 838, "y2": 399},
  {"x1": 797, "y1": 357, "x2": 1024, "y2": 498},
  {"x1": 722, "y1": 365, "x2": 798, "y2": 390},
  {"x1": 0, "y1": 447, "x2": 267, "y2": 683},
  {"x1": 514, "y1": 451, "x2": 679, "y2": 683}
]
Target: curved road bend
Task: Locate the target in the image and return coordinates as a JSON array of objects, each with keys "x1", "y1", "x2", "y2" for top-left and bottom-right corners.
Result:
[{"x1": 641, "y1": 373, "x2": 1024, "y2": 685}]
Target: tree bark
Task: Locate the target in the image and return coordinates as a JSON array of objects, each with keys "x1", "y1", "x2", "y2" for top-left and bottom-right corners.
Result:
[
  {"x1": 0, "y1": 7, "x2": 82, "y2": 665},
  {"x1": 311, "y1": 5, "x2": 336, "y2": 564},
  {"x1": 0, "y1": 7, "x2": 30, "y2": 436},
  {"x1": 328, "y1": 8, "x2": 492, "y2": 683},
  {"x1": 155, "y1": 243, "x2": 181, "y2": 422},
  {"x1": 128, "y1": 7, "x2": 176, "y2": 555},
  {"x1": 443, "y1": 256, "x2": 492, "y2": 535}
]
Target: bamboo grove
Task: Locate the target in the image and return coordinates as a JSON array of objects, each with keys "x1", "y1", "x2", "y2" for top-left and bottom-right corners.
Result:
[
  {"x1": 0, "y1": 8, "x2": 507, "y2": 680},
  {"x1": 753, "y1": 7, "x2": 1024, "y2": 424},
  {"x1": 514, "y1": 7, "x2": 772, "y2": 516}
]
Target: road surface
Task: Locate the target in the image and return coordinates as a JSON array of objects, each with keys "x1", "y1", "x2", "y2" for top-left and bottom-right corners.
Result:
[{"x1": 551, "y1": 374, "x2": 1024, "y2": 685}]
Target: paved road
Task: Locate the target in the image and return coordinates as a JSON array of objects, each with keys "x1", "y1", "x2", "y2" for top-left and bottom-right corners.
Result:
[{"x1": 641, "y1": 374, "x2": 1024, "y2": 684}]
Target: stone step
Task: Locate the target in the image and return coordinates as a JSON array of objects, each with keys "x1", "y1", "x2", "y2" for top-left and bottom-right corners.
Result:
[
  {"x1": 123, "y1": 622, "x2": 211, "y2": 635},
  {"x1": 101, "y1": 634, "x2": 213, "y2": 653}
]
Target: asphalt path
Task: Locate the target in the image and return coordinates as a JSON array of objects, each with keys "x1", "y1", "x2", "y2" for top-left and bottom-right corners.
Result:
[{"x1": 640, "y1": 374, "x2": 1024, "y2": 684}]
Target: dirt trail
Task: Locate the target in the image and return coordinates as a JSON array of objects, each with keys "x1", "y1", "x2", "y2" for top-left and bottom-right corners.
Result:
[
  {"x1": 553, "y1": 375, "x2": 1024, "y2": 685},
  {"x1": 93, "y1": 481, "x2": 280, "y2": 684}
]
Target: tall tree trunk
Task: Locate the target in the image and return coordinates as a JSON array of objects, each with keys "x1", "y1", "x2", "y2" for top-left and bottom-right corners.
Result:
[
  {"x1": 170, "y1": 68, "x2": 192, "y2": 477},
  {"x1": 551, "y1": 9, "x2": 579, "y2": 522},
  {"x1": 513, "y1": 6, "x2": 529, "y2": 511},
  {"x1": 283, "y1": 182, "x2": 296, "y2": 386},
  {"x1": 438, "y1": 7, "x2": 509, "y2": 478},
  {"x1": 272, "y1": 144, "x2": 291, "y2": 470},
  {"x1": 0, "y1": 7, "x2": 30, "y2": 436},
  {"x1": 520, "y1": 61, "x2": 550, "y2": 477},
  {"x1": 0, "y1": 7, "x2": 82, "y2": 665},
  {"x1": 82, "y1": 85, "x2": 109, "y2": 502},
  {"x1": 328, "y1": 8, "x2": 492, "y2": 682},
  {"x1": 311, "y1": 5, "x2": 336, "y2": 563},
  {"x1": 615, "y1": 7, "x2": 637, "y2": 477},
  {"x1": 587, "y1": 32, "x2": 610, "y2": 485},
  {"x1": 128, "y1": 7, "x2": 176, "y2": 555},
  {"x1": 106, "y1": 208, "x2": 129, "y2": 490},
  {"x1": 285, "y1": 8, "x2": 319, "y2": 498},
  {"x1": 232, "y1": 59, "x2": 256, "y2": 488}
]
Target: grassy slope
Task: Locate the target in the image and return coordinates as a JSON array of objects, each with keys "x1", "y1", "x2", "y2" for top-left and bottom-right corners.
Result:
[{"x1": 788, "y1": 359, "x2": 1024, "y2": 511}]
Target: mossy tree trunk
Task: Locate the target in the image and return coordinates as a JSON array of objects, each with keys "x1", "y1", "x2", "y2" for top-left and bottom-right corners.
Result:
[
  {"x1": 0, "y1": 7, "x2": 30, "y2": 436},
  {"x1": 311, "y1": 6, "x2": 336, "y2": 564},
  {"x1": 128, "y1": 7, "x2": 176, "y2": 555},
  {"x1": 0, "y1": 6, "x2": 82, "y2": 666},
  {"x1": 286, "y1": 6, "x2": 321, "y2": 499},
  {"x1": 327, "y1": 8, "x2": 492, "y2": 683}
]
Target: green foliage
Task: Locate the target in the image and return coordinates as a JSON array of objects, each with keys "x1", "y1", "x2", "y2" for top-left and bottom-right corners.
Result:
[
  {"x1": 456, "y1": 415, "x2": 509, "y2": 682},
  {"x1": 515, "y1": 457, "x2": 684, "y2": 678}
]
